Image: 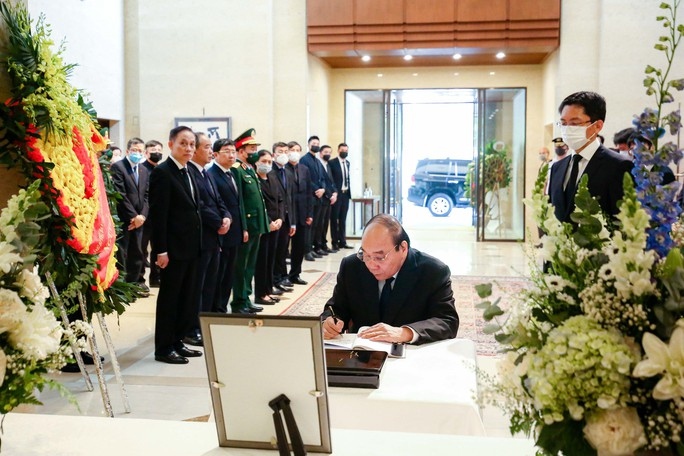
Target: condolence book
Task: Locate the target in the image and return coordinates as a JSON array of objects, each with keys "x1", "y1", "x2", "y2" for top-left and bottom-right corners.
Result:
[{"x1": 325, "y1": 349, "x2": 388, "y2": 389}]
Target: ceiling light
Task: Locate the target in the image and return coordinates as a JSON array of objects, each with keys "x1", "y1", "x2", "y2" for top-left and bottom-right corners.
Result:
[
  {"x1": 496, "y1": 52, "x2": 506, "y2": 59},
  {"x1": 452, "y1": 53, "x2": 462, "y2": 60},
  {"x1": 453, "y1": 72, "x2": 459, "y2": 76},
  {"x1": 361, "y1": 55, "x2": 371, "y2": 62},
  {"x1": 403, "y1": 54, "x2": 413, "y2": 61},
  {"x1": 489, "y1": 71, "x2": 496, "y2": 75},
  {"x1": 377, "y1": 73, "x2": 383, "y2": 78},
  {"x1": 412, "y1": 73, "x2": 418, "y2": 76}
]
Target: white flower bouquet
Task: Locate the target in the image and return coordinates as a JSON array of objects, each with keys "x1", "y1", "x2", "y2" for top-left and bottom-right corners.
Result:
[
  {"x1": 477, "y1": 2, "x2": 684, "y2": 454},
  {"x1": 0, "y1": 181, "x2": 90, "y2": 414}
]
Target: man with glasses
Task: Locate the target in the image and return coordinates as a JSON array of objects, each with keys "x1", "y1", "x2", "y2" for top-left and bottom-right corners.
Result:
[
  {"x1": 321, "y1": 214, "x2": 459, "y2": 345},
  {"x1": 548, "y1": 91, "x2": 633, "y2": 224}
]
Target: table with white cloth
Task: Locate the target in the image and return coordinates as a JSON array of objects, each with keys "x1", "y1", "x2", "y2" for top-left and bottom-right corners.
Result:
[
  {"x1": 4, "y1": 413, "x2": 534, "y2": 456},
  {"x1": 326, "y1": 337, "x2": 485, "y2": 436}
]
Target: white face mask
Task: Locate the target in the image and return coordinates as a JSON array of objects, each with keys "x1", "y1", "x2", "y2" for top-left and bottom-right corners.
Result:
[
  {"x1": 288, "y1": 152, "x2": 300, "y2": 163},
  {"x1": 561, "y1": 123, "x2": 595, "y2": 151},
  {"x1": 275, "y1": 154, "x2": 289, "y2": 166},
  {"x1": 256, "y1": 163, "x2": 271, "y2": 175}
]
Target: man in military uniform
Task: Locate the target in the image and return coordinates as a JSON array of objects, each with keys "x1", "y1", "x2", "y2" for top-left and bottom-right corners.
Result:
[{"x1": 230, "y1": 128, "x2": 269, "y2": 313}]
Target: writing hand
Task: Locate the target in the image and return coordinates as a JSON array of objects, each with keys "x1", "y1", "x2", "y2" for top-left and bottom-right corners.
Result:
[{"x1": 322, "y1": 316, "x2": 344, "y2": 339}]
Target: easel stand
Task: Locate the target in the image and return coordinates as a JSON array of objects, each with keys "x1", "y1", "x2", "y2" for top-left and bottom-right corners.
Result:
[
  {"x1": 269, "y1": 394, "x2": 306, "y2": 456},
  {"x1": 45, "y1": 272, "x2": 131, "y2": 417}
]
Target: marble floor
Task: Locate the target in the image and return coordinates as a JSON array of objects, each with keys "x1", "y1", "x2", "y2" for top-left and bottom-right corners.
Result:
[{"x1": 18, "y1": 223, "x2": 531, "y2": 440}]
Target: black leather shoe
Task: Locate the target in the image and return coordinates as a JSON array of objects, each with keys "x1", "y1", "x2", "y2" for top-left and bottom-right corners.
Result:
[
  {"x1": 341, "y1": 244, "x2": 354, "y2": 249},
  {"x1": 81, "y1": 352, "x2": 104, "y2": 365},
  {"x1": 231, "y1": 308, "x2": 255, "y2": 314},
  {"x1": 270, "y1": 287, "x2": 284, "y2": 296},
  {"x1": 276, "y1": 283, "x2": 293, "y2": 292},
  {"x1": 149, "y1": 279, "x2": 161, "y2": 288},
  {"x1": 255, "y1": 297, "x2": 278, "y2": 305},
  {"x1": 315, "y1": 249, "x2": 328, "y2": 256},
  {"x1": 247, "y1": 304, "x2": 264, "y2": 312},
  {"x1": 183, "y1": 335, "x2": 203, "y2": 347},
  {"x1": 279, "y1": 279, "x2": 294, "y2": 287},
  {"x1": 176, "y1": 345, "x2": 202, "y2": 358},
  {"x1": 304, "y1": 253, "x2": 316, "y2": 261},
  {"x1": 60, "y1": 362, "x2": 80, "y2": 373},
  {"x1": 290, "y1": 276, "x2": 308, "y2": 285},
  {"x1": 329, "y1": 247, "x2": 339, "y2": 253},
  {"x1": 155, "y1": 351, "x2": 189, "y2": 364}
]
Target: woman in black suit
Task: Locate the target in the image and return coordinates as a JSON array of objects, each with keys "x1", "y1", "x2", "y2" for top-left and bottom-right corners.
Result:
[{"x1": 254, "y1": 150, "x2": 285, "y2": 305}]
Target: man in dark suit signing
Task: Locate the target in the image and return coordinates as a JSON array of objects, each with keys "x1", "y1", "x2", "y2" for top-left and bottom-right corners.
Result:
[
  {"x1": 149, "y1": 126, "x2": 203, "y2": 364},
  {"x1": 548, "y1": 91, "x2": 634, "y2": 224},
  {"x1": 322, "y1": 214, "x2": 459, "y2": 345}
]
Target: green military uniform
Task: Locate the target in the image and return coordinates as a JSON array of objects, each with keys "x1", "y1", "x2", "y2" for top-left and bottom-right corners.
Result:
[{"x1": 230, "y1": 130, "x2": 269, "y2": 312}]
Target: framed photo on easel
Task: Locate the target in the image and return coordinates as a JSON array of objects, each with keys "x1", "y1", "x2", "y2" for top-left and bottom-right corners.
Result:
[
  {"x1": 199, "y1": 313, "x2": 332, "y2": 453},
  {"x1": 174, "y1": 117, "x2": 232, "y2": 143}
]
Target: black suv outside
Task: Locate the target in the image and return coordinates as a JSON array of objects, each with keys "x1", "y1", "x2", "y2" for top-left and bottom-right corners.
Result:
[{"x1": 407, "y1": 158, "x2": 472, "y2": 217}]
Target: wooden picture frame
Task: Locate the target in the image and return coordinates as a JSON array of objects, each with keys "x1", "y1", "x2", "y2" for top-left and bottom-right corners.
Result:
[{"x1": 174, "y1": 117, "x2": 232, "y2": 143}]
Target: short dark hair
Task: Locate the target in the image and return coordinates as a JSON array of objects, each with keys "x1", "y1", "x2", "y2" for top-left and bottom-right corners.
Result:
[
  {"x1": 287, "y1": 141, "x2": 301, "y2": 149},
  {"x1": 213, "y1": 138, "x2": 235, "y2": 153},
  {"x1": 169, "y1": 125, "x2": 193, "y2": 141},
  {"x1": 320, "y1": 144, "x2": 332, "y2": 153},
  {"x1": 272, "y1": 141, "x2": 288, "y2": 153},
  {"x1": 338, "y1": 142, "x2": 348, "y2": 149},
  {"x1": 558, "y1": 91, "x2": 607, "y2": 122},
  {"x1": 365, "y1": 213, "x2": 410, "y2": 247},
  {"x1": 126, "y1": 137, "x2": 144, "y2": 150},
  {"x1": 307, "y1": 135, "x2": 319, "y2": 144},
  {"x1": 628, "y1": 131, "x2": 653, "y2": 149},
  {"x1": 257, "y1": 149, "x2": 272, "y2": 158},
  {"x1": 613, "y1": 128, "x2": 634, "y2": 146},
  {"x1": 145, "y1": 140, "x2": 162, "y2": 149}
]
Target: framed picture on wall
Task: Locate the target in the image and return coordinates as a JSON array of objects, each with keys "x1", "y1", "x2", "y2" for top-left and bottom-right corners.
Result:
[{"x1": 174, "y1": 117, "x2": 232, "y2": 143}]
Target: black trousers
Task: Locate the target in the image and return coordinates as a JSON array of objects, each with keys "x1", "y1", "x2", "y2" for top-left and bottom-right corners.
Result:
[
  {"x1": 313, "y1": 201, "x2": 331, "y2": 250},
  {"x1": 155, "y1": 257, "x2": 198, "y2": 355},
  {"x1": 188, "y1": 245, "x2": 220, "y2": 336},
  {"x1": 214, "y1": 243, "x2": 239, "y2": 313},
  {"x1": 289, "y1": 222, "x2": 308, "y2": 280},
  {"x1": 255, "y1": 230, "x2": 278, "y2": 298},
  {"x1": 331, "y1": 191, "x2": 350, "y2": 247},
  {"x1": 273, "y1": 218, "x2": 291, "y2": 285},
  {"x1": 116, "y1": 224, "x2": 144, "y2": 283}
]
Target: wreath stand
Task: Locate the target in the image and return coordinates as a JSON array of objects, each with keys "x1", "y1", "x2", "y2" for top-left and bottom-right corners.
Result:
[{"x1": 46, "y1": 272, "x2": 130, "y2": 417}]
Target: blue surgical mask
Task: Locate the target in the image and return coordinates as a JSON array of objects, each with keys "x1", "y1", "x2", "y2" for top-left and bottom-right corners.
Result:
[{"x1": 129, "y1": 152, "x2": 144, "y2": 164}]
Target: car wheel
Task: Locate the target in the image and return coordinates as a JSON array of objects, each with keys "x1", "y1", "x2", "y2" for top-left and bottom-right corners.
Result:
[{"x1": 427, "y1": 193, "x2": 452, "y2": 217}]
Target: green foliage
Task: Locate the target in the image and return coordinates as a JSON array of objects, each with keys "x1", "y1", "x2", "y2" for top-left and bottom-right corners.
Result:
[{"x1": 536, "y1": 419, "x2": 597, "y2": 456}]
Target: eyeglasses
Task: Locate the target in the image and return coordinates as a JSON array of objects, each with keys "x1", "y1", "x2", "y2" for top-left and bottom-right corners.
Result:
[
  {"x1": 555, "y1": 120, "x2": 594, "y2": 128},
  {"x1": 356, "y1": 245, "x2": 399, "y2": 263}
]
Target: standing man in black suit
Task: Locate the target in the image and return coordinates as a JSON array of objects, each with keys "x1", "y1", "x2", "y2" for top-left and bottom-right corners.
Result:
[
  {"x1": 270, "y1": 141, "x2": 297, "y2": 292},
  {"x1": 548, "y1": 91, "x2": 634, "y2": 224},
  {"x1": 322, "y1": 214, "x2": 459, "y2": 345},
  {"x1": 208, "y1": 139, "x2": 243, "y2": 313},
  {"x1": 328, "y1": 142, "x2": 353, "y2": 250},
  {"x1": 299, "y1": 136, "x2": 326, "y2": 261},
  {"x1": 149, "y1": 126, "x2": 203, "y2": 364},
  {"x1": 140, "y1": 139, "x2": 163, "y2": 287},
  {"x1": 318, "y1": 145, "x2": 338, "y2": 254},
  {"x1": 111, "y1": 137, "x2": 150, "y2": 296},
  {"x1": 185, "y1": 132, "x2": 231, "y2": 345},
  {"x1": 286, "y1": 141, "x2": 313, "y2": 285}
]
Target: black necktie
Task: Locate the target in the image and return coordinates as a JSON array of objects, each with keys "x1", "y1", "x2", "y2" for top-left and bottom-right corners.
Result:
[
  {"x1": 279, "y1": 167, "x2": 287, "y2": 189},
  {"x1": 133, "y1": 165, "x2": 139, "y2": 185},
  {"x1": 379, "y1": 277, "x2": 394, "y2": 321},
  {"x1": 180, "y1": 167, "x2": 194, "y2": 202},
  {"x1": 226, "y1": 170, "x2": 237, "y2": 192},
  {"x1": 564, "y1": 154, "x2": 583, "y2": 203},
  {"x1": 202, "y1": 169, "x2": 216, "y2": 198}
]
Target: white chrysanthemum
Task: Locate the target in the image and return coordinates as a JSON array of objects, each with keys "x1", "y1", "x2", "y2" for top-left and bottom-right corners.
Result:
[
  {"x1": 8, "y1": 304, "x2": 62, "y2": 360},
  {"x1": 583, "y1": 407, "x2": 647, "y2": 456},
  {"x1": 0, "y1": 242, "x2": 22, "y2": 274},
  {"x1": 15, "y1": 269, "x2": 50, "y2": 305},
  {"x1": 0, "y1": 288, "x2": 27, "y2": 335}
]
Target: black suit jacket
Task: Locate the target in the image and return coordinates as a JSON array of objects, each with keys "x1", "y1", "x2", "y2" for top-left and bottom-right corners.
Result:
[
  {"x1": 328, "y1": 157, "x2": 351, "y2": 197},
  {"x1": 269, "y1": 164, "x2": 296, "y2": 225},
  {"x1": 149, "y1": 159, "x2": 202, "y2": 260},
  {"x1": 111, "y1": 159, "x2": 149, "y2": 223},
  {"x1": 259, "y1": 175, "x2": 286, "y2": 224},
  {"x1": 189, "y1": 163, "x2": 230, "y2": 251},
  {"x1": 287, "y1": 162, "x2": 313, "y2": 226},
  {"x1": 323, "y1": 249, "x2": 459, "y2": 344},
  {"x1": 299, "y1": 152, "x2": 327, "y2": 205},
  {"x1": 549, "y1": 144, "x2": 634, "y2": 223},
  {"x1": 207, "y1": 163, "x2": 242, "y2": 248}
]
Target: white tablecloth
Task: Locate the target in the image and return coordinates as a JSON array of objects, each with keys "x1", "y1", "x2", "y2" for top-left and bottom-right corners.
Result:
[
  {"x1": 4, "y1": 413, "x2": 534, "y2": 455},
  {"x1": 327, "y1": 337, "x2": 485, "y2": 435}
]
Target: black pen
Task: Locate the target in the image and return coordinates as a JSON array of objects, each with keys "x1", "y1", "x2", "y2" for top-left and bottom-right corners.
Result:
[{"x1": 326, "y1": 304, "x2": 339, "y2": 324}]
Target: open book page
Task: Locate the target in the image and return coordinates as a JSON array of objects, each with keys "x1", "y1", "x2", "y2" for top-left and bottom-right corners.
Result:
[{"x1": 324, "y1": 327, "x2": 394, "y2": 355}]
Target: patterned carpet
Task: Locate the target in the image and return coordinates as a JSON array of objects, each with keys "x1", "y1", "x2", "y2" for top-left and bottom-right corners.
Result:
[{"x1": 280, "y1": 272, "x2": 530, "y2": 356}]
